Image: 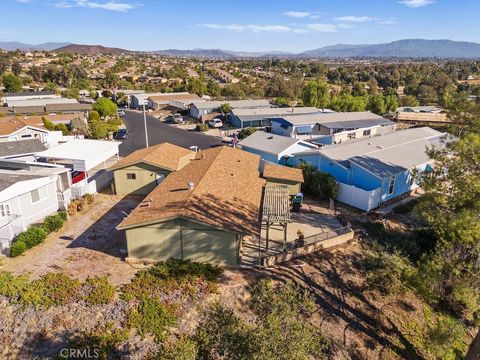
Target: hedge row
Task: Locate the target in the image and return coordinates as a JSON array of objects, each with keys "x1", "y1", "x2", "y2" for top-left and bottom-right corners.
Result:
[{"x1": 10, "y1": 212, "x2": 68, "y2": 257}]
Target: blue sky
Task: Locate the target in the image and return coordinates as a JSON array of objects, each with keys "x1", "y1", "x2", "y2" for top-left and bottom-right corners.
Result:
[{"x1": 3, "y1": 0, "x2": 480, "y2": 52}]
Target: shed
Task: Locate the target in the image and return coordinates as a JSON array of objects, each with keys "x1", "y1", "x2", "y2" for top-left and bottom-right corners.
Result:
[{"x1": 262, "y1": 163, "x2": 304, "y2": 196}]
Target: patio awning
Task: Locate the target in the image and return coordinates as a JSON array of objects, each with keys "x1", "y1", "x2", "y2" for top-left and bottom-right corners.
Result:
[
  {"x1": 295, "y1": 125, "x2": 312, "y2": 134},
  {"x1": 262, "y1": 184, "x2": 290, "y2": 224}
]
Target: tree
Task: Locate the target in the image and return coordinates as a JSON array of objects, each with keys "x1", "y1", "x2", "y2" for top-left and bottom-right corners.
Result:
[
  {"x1": 367, "y1": 94, "x2": 386, "y2": 115},
  {"x1": 297, "y1": 162, "x2": 338, "y2": 200},
  {"x1": 399, "y1": 95, "x2": 420, "y2": 107},
  {"x1": 385, "y1": 95, "x2": 398, "y2": 113},
  {"x1": 351, "y1": 82, "x2": 368, "y2": 97},
  {"x1": 11, "y1": 62, "x2": 22, "y2": 76},
  {"x1": 2, "y1": 73, "x2": 22, "y2": 93},
  {"x1": 302, "y1": 80, "x2": 330, "y2": 109},
  {"x1": 194, "y1": 280, "x2": 328, "y2": 360},
  {"x1": 187, "y1": 78, "x2": 207, "y2": 96},
  {"x1": 92, "y1": 98, "x2": 117, "y2": 119},
  {"x1": 219, "y1": 103, "x2": 232, "y2": 116},
  {"x1": 42, "y1": 117, "x2": 56, "y2": 131}
]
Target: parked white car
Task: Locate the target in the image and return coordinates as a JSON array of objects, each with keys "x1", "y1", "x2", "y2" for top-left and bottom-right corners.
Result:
[
  {"x1": 117, "y1": 109, "x2": 125, "y2": 117},
  {"x1": 173, "y1": 114, "x2": 184, "y2": 124},
  {"x1": 208, "y1": 118, "x2": 223, "y2": 128}
]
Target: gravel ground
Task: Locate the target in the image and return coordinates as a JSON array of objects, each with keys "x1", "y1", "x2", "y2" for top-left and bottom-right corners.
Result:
[{"x1": 1, "y1": 192, "x2": 141, "y2": 286}]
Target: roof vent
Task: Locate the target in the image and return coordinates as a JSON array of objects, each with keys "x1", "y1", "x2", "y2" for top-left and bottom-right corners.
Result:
[
  {"x1": 368, "y1": 142, "x2": 372, "y2": 145},
  {"x1": 267, "y1": 136, "x2": 274, "y2": 140},
  {"x1": 187, "y1": 182, "x2": 195, "y2": 190}
]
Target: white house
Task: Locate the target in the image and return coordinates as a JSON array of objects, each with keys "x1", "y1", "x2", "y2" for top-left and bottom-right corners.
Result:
[
  {"x1": 0, "y1": 159, "x2": 73, "y2": 254},
  {"x1": 34, "y1": 139, "x2": 121, "y2": 197}
]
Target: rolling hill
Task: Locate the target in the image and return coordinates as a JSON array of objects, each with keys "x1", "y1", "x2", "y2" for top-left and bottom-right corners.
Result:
[{"x1": 53, "y1": 44, "x2": 131, "y2": 55}]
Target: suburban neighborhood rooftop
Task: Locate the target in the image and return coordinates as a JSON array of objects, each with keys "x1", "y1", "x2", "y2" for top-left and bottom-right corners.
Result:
[
  {"x1": 118, "y1": 146, "x2": 266, "y2": 236},
  {"x1": 279, "y1": 111, "x2": 388, "y2": 126},
  {"x1": 110, "y1": 143, "x2": 193, "y2": 172},
  {"x1": 239, "y1": 131, "x2": 315, "y2": 155},
  {"x1": 262, "y1": 163, "x2": 304, "y2": 183}
]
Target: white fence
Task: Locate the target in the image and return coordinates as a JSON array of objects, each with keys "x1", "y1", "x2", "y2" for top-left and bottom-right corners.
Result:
[
  {"x1": 336, "y1": 182, "x2": 382, "y2": 211},
  {"x1": 0, "y1": 215, "x2": 25, "y2": 254}
]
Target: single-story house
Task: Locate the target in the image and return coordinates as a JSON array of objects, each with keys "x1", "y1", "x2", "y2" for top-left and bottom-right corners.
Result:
[
  {"x1": 239, "y1": 130, "x2": 317, "y2": 165},
  {"x1": 0, "y1": 117, "x2": 63, "y2": 147},
  {"x1": 229, "y1": 106, "x2": 323, "y2": 129},
  {"x1": 292, "y1": 127, "x2": 446, "y2": 211},
  {"x1": 189, "y1": 99, "x2": 271, "y2": 120},
  {"x1": 147, "y1": 93, "x2": 201, "y2": 110},
  {"x1": 262, "y1": 163, "x2": 304, "y2": 196},
  {"x1": 1, "y1": 91, "x2": 57, "y2": 106},
  {"x1": 0, "y1": 158, "x2": 73, "y2": 254},
  {"x1": 110, "y1": 143, "x2": 195, "y2": 196},
  {"x1": 271, "y1": 111, "x2": 395, "y2": 143},
  {"x1": 34, "y1": 139, "x2": 120, "y2": 198},
  {"x1": 117, "y1": 146, "x2": 266, "y2": 266}
]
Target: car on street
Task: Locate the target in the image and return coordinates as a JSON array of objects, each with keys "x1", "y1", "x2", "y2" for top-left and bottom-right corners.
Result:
[
  {"x1": 114, "y1": 128, "x2": 128, "y2": 139},
  {"x1": 208, "y1": 118, "x2": 223, "y2": 128},
  {"x1": 117, "y1": 109, "x2": 126, "y2": 117}
]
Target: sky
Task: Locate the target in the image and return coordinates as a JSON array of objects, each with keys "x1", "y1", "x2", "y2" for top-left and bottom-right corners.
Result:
[{"x1": 2, "y1": 0, "x2": 480, "y2": 52}]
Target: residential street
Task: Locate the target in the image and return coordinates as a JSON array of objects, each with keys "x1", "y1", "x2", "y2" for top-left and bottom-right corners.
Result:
[{"x1": 118, "y1": 110, "x2": 222, "y2": 156}]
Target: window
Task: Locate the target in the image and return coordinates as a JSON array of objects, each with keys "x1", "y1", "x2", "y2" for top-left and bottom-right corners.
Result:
[
  {"x1": 30, "y1": 188, "x2": 40, "y2": 203},
  {"x1": 388, "y1": 176, "x2": 396, "y2": 195},
  {"x1": 347, "y1": 133, "x2": 356, "y2": 139},
  {"x1": 363, "y1": 129, "x2": 371, "y2": 136},
  {"x1": 21, "y1": 134, "x2": 32, "y2": 138},
  {"x1": 126, "y1": 173, "x2": 136, "y2": 180},
  {"x1": 0, "y1": 204, "x2": 10, "y2": 217}
]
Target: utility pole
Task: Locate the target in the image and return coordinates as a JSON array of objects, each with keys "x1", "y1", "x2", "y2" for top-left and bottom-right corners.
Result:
[{"x1": 143, "y1": 101, "x2": 149, "y2": 148}]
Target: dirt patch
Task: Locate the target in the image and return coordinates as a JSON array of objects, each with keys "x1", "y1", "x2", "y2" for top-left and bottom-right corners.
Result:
[{"x1": 1, "y1": 193, "x2": 141, "y2": 286}]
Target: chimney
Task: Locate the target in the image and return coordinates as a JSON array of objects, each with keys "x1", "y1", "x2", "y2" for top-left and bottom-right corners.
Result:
[{"x1": 187, "y1": 182, "x2": 195, "y2": 190}]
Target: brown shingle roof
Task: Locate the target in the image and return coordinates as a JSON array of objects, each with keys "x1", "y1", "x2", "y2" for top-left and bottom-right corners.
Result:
[
  {"x1": 0, "y1": 118, "x2": 28, "y2": 135},
  {"x1": 110, "y1": 143, "x2": 195, "y2": 172},
  {"x1": 263, "y1": 163, "x2": 304, "y2": 183},
  {"x1": 118, "y1": 146, "x2": 265, "y2": 236}
]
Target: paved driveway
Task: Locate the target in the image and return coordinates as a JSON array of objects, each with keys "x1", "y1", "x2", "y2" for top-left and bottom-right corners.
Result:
[{"x1": 119, "y1": 110, "x2": 222, "y2": 156}]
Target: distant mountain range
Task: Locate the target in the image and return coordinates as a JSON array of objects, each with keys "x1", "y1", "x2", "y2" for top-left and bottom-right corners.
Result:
[
  {"x1": 1, "y1": 39, "x2": 480, "y2": 59},
  {"x1": 0, "y1": 41, "x2": 71, "y2": 51}
]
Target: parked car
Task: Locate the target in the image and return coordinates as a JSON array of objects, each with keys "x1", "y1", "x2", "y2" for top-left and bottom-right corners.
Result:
[
  {"x1": 173, "y1": 114, "x2": 184, "y2": 124},
  {"x1": 117, "y1": 109, "x2": 126, "y2": 117},
  {"x1": 114, "y1": 129, "x2": 128, "y2": 139},
  {"x1": 208, "y1": 118, "x2": 223, "y2": 128}
]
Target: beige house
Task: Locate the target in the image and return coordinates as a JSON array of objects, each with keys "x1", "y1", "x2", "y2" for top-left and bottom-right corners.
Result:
[
  {"x1": 117, "y1": 146, "x2": 265, "y2": 266},
  {"x1": 110, "y1": 143, "x2": 195, "y2": 197},
  {"x1": 262, "y1": 163, "x2": 304, "y2": 196}
]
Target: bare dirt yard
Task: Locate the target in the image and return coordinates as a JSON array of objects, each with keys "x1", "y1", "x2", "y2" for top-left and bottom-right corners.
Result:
[{"x1": 1, "y1": 191, "x2": 141, "y2": 286}]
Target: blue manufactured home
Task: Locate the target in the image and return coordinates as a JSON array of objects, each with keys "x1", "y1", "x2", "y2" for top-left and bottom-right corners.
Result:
[
  {"x1": 292, "y1": 127, "x2": 446, "y2": 210},
  {"x1": 239, "y1": 131, "x2": 317, "y2": 165}
]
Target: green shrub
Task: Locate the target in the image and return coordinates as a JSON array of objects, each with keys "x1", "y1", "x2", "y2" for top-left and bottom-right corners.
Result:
[
  {"x1": 195, "y1": 123, "x2": 209, "y2": 132},
  {"x1": 54, "y1": 123, "x2": 70, "y2": 136},
  {"x1": 36, "y1": 273, "x2": 81, "y2": 306},
  {"x1": 88, "y1": 110, "x2": 101, "y2": 122},
  {"x1": 9, "y1": 240, "x2": 27, "y2": 257},
  {"x1": 107, "y1": 118, "x2": 122, "y2": 126},
  {"x1": 43, "y1": 214, "x2": 65, "y2": 233},
  {"x1": 159, "y1": 337, "x2": 197, "y2": 360},
  {"x1": 83, "y1": 276, "x2": 116, "y2": 305},
  {"x1": 58, "y1": 211, "x2": 68, "y2": 221},
  {"x1": 297, "y1": 162, "x2": 339, "y2": 200},
  {"x1": 237, "y1": 127, "x2": 257, "y2": 140},
  {"x1": 65, "y1": 323, "x2": 129, "y2": 360},
  {"x1": 129, "y1": 298, "x2": 177, "y2": 342},
  {"x1": 42, "y1": 117, "x2": 55, "y2": 131},
  {"x1": 15, "y1": 227, "x2": 47, "y2": 249},
  {"x1": 122, "y1": 259, "x2": 222, "y2": 301}
]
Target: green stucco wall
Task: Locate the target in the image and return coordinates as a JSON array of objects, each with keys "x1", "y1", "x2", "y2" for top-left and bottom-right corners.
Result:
[
  {"x1": 125, "y1": 218, "x2": 239, "y2": 266},
  {"x1": 113, "y1": 162, "x2": 171, "y2": 196}
]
